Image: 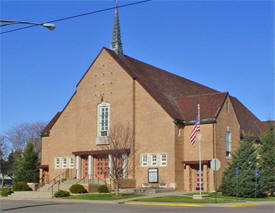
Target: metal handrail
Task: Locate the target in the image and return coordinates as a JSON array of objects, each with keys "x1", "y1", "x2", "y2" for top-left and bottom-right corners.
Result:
[{"x1": 47, "y1": 170, "x2": 69, "y2": 197}]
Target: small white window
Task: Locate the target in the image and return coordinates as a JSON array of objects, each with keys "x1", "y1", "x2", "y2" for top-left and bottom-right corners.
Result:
[
  {"x1": 141, "y1": 154, "x2": 148, "y2": 167},
  {"x1": 151, "y1": 154, "x2": 157, "y2": 166},
  {"x1": 97, "y1": 102, "x2": 110, "y2": 137},
  {"x1": 160, "y1": 154, "x2": 167, "y2": 166},
  {"x1": 62, "y1": 157, "x2": 67, "y2": 168},
  {"x1": 55, "y1": 157, "x2": 61, "y2": 169},
  {"x1": 69, "y1": 157, "x2": 74, "y2": 168}
]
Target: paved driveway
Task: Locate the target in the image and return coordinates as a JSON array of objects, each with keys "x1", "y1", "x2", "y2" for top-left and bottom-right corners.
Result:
[{"x1": 1, "y1": 199, "x2": 274, "y2": 213}]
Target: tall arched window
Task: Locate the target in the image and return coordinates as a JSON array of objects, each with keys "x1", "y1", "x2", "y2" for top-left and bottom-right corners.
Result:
[
  {"x1": 226, "y1": 130, "x2": 231, "y2": 158},
  {"x1": 97, "y1": 102, "x2": 110, "y2": 137}
]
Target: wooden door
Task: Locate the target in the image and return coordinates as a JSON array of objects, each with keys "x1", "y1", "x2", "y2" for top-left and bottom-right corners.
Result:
[
  {"x1": 82, "y1": 157, "x2": 88, "y2": 179},
  {"x1": 94, "y1": 155, "x2": 109, "y2": 179},
  {"x1": 191, "y1": 165, "x2": 204, "y2": 191}
]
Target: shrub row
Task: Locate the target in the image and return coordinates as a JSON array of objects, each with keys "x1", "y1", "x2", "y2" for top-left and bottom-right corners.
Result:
[
  {"x1": 0, "y1": 188, "x2": 13, "y2": 197},
  {"x1": 69, "y1": 184, "x2": 87, "y2": 193},
  {"x1": 12, "y1": 182, "x2": 32, "y2": 191}
]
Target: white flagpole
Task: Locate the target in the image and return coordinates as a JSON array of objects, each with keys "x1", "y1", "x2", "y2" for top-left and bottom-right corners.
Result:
[{"x1": 198, "y1": 104, "x2": 202, "y2": 195}]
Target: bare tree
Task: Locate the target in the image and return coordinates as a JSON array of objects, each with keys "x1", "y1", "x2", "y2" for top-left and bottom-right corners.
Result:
[
  {"x1": 6, "y1": 121, "x2": 46, "y2": 152},
  {"x1": 101, "y1": 123, "x2": 133, "y2": 195},
  {"x1": 0, "y1": 135, "x2": 10, "y2": 187},
  {"x1": 0, "y1": 135, "x2": 9, "y2": 160}
]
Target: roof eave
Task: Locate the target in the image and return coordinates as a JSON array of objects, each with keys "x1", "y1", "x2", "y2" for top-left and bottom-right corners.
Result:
[{"x1": 174, "y1": 118, "x2": 216, "y2": 125}]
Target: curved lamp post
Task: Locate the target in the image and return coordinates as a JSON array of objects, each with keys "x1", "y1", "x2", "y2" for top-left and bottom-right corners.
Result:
[{"x1": 0, "y1": 20, "x2": 55, "y2": 31}]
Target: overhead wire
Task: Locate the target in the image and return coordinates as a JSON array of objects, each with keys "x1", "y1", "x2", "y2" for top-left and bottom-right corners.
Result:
[{"x1": 0, "y1": 0, "x2": 152, "y2": 35}]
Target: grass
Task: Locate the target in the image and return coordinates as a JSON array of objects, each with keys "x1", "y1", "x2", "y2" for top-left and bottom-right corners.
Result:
[
  {"x1": 135, "y1": 195, "x2": 239, "y2": 203},
  {"x1": 66, "y1": 193, "x2": 144, "y2": 200},
  {"x1": 135, "y1": 193, "x2": 275, "y2": 204}
]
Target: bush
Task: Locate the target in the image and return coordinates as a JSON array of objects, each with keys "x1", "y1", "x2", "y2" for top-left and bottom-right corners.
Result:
[
  {"x1": 69, "y1": 184, "x2": 87, "y2": 193},
  {"x1": 12, "y1": 182, "x2": 32, "y2": 191},
  {"x1": 0, "y1": 188, "x2": 13, "y2": 197},
  {"x1": 54, "y1": 190, "x2": 70, "y2": 197},
  {"x1": 97, "y1": 185, "x2": 109, "y2": 193}
]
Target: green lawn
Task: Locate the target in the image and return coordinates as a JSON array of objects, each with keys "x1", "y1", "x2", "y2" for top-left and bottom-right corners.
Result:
[
  {"x1": 66, "y1": 193, "x2": 143, "y2": 200},
  {"x1": 135, "y1": 193, "x2": 275, "y2": 204},
  {"x1": 135, "y1": 195, "x2": 239, "y2": 203}
]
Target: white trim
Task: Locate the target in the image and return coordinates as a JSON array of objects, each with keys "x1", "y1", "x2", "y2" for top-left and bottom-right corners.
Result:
[
  {"x1": 140, "y1": 153, "x2": 168, "y2": 167},
  {"x1": 68, "y1": 157, "x2": 74, "y2": 168},
  {"x1": 62, "y1": 157, "x2": 68, "y2": 169},
  {"x1": 151, "y1": 154, "x2": 158, "y2": 166},
  {"x1": 141, "y1": 154, "x2": 148, "y2": 167},
  {"x1": 55, "y1": 157, "x2": 61, "y2": 169},
  {"x1": 160, "y1": 153, "x2": 167, "y2": 167},
  {"x1": 159, "y1": 183, "x2": 167, "y2": 188},
  {"x1": 97, "y1": 102, "x2": 110, "y2": 137},
  {"x1": 142, "y1": 183, "x2": 149, "y2": 187},
  {"x1": 226, "y1": 131, "x2": 231, "y2": 158},
  {"x1": 76, "y1": 156, "x2": 81, "y2": 179}
]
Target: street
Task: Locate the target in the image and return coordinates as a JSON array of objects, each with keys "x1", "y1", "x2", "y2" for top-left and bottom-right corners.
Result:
[{"x1": 1, "y1": 200, "x2": 274, "y2": 213}]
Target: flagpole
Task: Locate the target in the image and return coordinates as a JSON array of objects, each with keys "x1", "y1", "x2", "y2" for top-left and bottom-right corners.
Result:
[{"x1": 198, "y1": 104, "x2": 202, "y2": 196}]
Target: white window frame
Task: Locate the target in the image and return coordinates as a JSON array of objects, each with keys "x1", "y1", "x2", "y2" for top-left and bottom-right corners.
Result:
[
  {"x1": 55, "y1": 157, "x2": 61, "y2": 169},
  {"x1": 141, "y1": 154, "x2": 148, "y2": 167},
  {"x1": 97, "y1": 102, "x2": 110, "y2": 137},
  {"x1": 62, "y1": 157, "x2": 68, "y2": 169},
  {"x1": 160, "y1": 153, "x2": 167, "y2": 166},
  {"x1": 226, "y1": 131, "x2": 231, "y2": 158},
  {"x1": 151, "y1": 154, "x2": 158, "y2": 166},
  {"x1": 68, "y1": 157, "x2": 74, "y2": 168}
]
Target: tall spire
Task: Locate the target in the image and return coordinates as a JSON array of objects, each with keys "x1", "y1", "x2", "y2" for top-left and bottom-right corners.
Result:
[{"x1": 110, "y1": 0, "x2": 123, "y2": 56}]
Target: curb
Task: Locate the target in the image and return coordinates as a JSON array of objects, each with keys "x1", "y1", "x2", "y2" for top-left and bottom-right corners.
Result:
[
  {"x1": 123, "y1": 201, "x2": 273, "y2": 208},
  {"x1": 124, "y1": 201, "x2": 202, "y2": 207},
  {"x1": 225, "y1": 203, "x2": 257, "y2": 208}
]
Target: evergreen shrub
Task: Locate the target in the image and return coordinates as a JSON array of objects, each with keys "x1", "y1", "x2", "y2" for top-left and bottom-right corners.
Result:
[
  {"x1": 97, "y1": 185, "x2": 109, "y2": 193},
  {"x1": 221, "y1": 136, "x2": 264, "y2": 197},
  {"x1": 0, "y1": 188, "x2": 13, "y2": 196},
  {"x1": 69, "y1": 184, "x2": 87, "y2": 193},
  {"x1": 54, "y1": 190, "x2": 70, "y2": 197},
  {"x1": 12, "y1": 182, "x2": 32, "y2": 191}
]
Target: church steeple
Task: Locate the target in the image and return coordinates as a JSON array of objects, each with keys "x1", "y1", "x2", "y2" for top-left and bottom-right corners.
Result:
[{"x1": 110, "y1": 0, "x2": 123, "y2": 56}]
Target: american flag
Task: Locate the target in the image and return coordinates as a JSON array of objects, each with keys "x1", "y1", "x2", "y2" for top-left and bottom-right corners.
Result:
[{"x1": 190, "y1": 116, "x2": 200, "y2": 145}]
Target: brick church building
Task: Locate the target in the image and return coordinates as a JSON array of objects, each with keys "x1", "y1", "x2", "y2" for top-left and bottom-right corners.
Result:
[{"x1": 38, "y1": 5, "x2": 264, "y2": 191}]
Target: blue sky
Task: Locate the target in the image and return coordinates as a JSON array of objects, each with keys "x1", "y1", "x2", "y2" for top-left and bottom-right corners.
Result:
[{"x1": 1, "y1": 0, "x2": 274, "y2": 134}]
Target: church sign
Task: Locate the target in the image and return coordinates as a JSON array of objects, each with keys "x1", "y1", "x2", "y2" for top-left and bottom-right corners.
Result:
[{"x1": 148, "y1": 168, "x2": 158, "y2": 183}]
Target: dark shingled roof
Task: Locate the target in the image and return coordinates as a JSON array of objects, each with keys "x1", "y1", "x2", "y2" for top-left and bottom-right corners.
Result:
[
  {"x1": 105, "y1": 48, "x2": 218, "y2": 120},
  {"x1": 230, "y1": 96, "x2": 264, "y2": 136},
  {"x1": 41, "y1": 47, "x2": 263, "y2": 137},
  {"x1": 175, "y1": 92, "x2": 228, "y2": 121},
  {"x1": 261, "y1": 120, "x2": 275, "y2": 131}
]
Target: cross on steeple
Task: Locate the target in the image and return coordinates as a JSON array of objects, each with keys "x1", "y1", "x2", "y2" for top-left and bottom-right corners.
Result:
[{"x1": 110, "y1": 0, "x2": 123, "y2": 56}]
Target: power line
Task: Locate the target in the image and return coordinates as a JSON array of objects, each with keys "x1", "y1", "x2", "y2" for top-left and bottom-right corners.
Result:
[{"x1": 0, "y1": 0, "x2": 152, "y2": 35}]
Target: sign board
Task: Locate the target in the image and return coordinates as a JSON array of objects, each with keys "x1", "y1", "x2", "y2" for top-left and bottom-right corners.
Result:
[
  {"x1": 235, "y1": 168, "x2": 239, "y2": 175},
  {"x1": 254, "y1": 169, "x2": 258, "y2": 176},
  {"x1": 148, "y1": 168, "x2": 158, "y2": 183},
  {"x1": 210, "y1": 158, "x2": 221, "y2": 171}
]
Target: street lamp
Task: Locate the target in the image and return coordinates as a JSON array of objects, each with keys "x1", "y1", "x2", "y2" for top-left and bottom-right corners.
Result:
[{"x1": 0, "y1": 20, "x2": 55, "y2": 31}]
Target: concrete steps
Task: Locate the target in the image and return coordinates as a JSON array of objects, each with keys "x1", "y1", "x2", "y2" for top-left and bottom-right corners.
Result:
[
  {"x1": 8, "y1": 191, "x2": 51, "y2": 199},
  {"x1": 37, "y1": 179, "x2": 107, "y2": 193}
]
